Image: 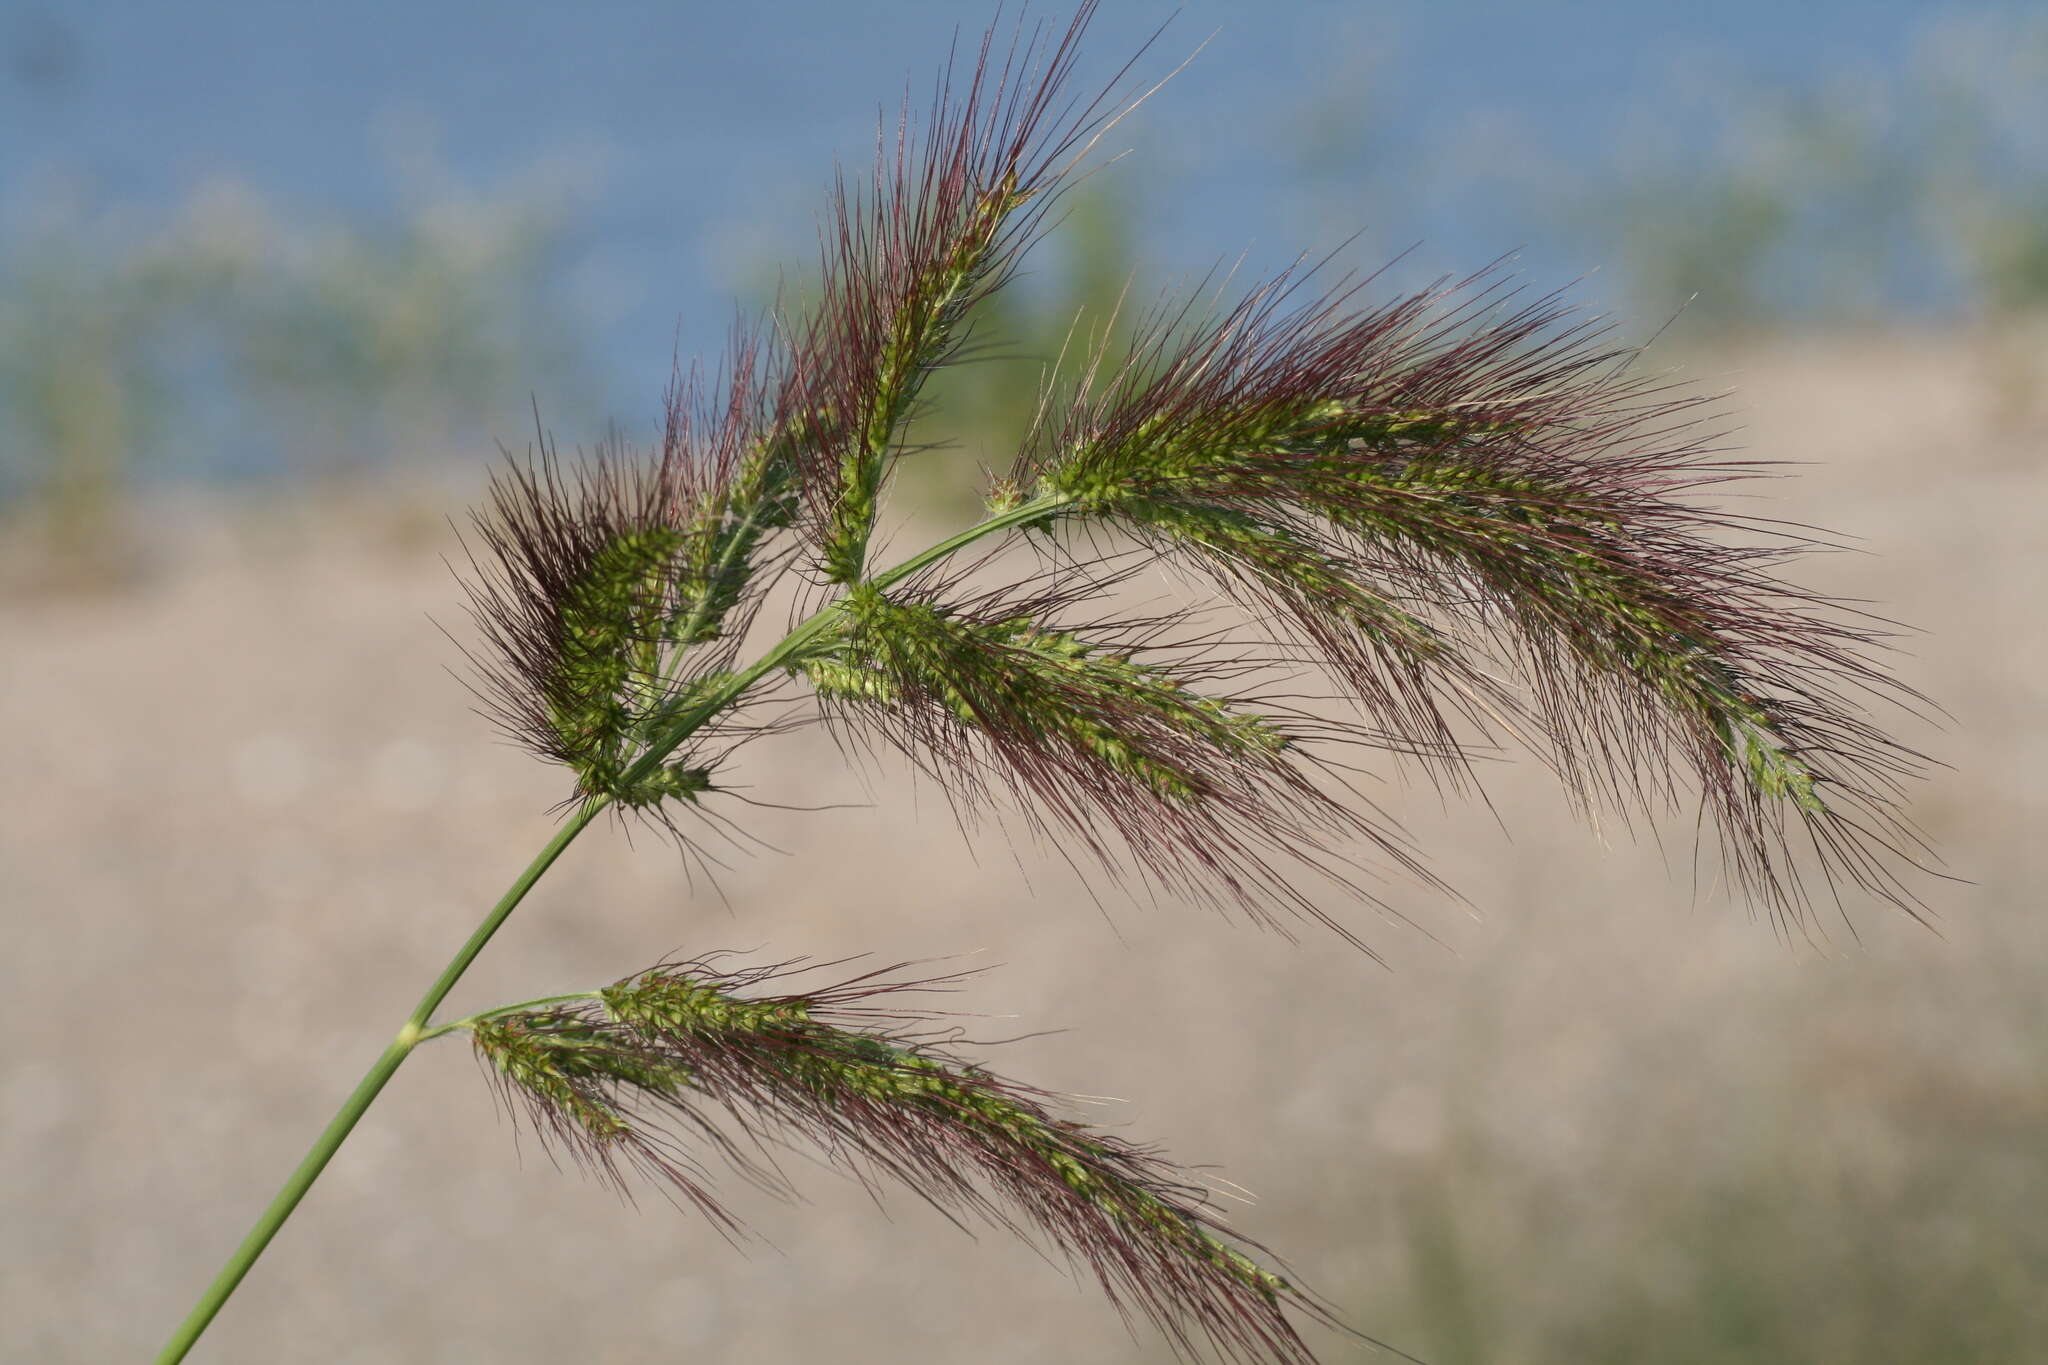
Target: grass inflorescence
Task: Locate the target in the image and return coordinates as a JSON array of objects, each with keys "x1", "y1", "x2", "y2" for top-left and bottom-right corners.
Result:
[
  {"x1": 157, "y1": 7, "x2": 1937, "y2": 1364},
  {"x1": 1018, "y1": 269, "x2": 1931, "y2": 932},
  {"x1": 470, "y1": 958, "x2": 1335, "y2": 1364},
  {"x1": 459, "y1": 10, "x2": 1930, "y2": 939}
]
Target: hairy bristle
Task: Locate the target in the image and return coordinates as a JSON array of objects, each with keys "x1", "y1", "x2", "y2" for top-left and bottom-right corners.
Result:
[{"x1": 456, "y1": 323, "x2": 806, "y2": 821}]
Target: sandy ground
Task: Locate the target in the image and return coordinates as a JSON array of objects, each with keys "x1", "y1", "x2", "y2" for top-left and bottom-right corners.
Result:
[{"x1": 3, "y1": 334, "x2": 2044, "y2": 1363}]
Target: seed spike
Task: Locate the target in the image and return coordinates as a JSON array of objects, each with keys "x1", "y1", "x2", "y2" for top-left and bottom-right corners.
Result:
[
  {"x1": 1013, "y1": 259, "x2": 1934, "y2": 937},
  {"x1": 474, "y1": 957, "x2": 1339, "y2": 1365}
]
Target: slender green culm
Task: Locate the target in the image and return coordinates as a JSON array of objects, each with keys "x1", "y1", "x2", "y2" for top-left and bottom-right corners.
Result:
[{"x1": 157, "y1": 6, "x2": 1930, "y2": 1365}]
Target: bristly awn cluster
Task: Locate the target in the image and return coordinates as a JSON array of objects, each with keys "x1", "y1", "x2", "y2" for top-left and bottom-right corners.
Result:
[{"x1": 155, "y1": 7, "x2": 1933, "y2": 1362}]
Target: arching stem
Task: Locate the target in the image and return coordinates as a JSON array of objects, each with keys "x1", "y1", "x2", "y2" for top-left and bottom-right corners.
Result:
[
  {"x1": 153, "y1": 493, "x2": 1072, "y2": 1363},
  {"x1": 152, "y1": 799, "x2": 605, "y2": 1364}
]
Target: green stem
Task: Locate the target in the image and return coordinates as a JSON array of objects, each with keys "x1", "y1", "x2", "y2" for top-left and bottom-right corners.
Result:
[
  {"x1": 154, "y1": 492, "x2": 1071, "y2": 1362},
  {"x1": 153, "y1": 800, "x2": 605, "y2": 1364},
  {"x1": 418, "y1": 991, "x2": 604, "y2": 1042},
  {"x1": 876, "y1": 490, "x2": 1071, "y2": 588},
  {"x1": 400, "y1": 800, "x2": 609, "y2": 1030},
  {"x1": 625, "y1": 491, "x2": 1072, "y2": 785}
]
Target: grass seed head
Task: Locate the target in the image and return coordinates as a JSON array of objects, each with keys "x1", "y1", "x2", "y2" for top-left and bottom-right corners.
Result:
[{"x1": 476, "y1": 957, "x2": 1336, "y2": 1364}]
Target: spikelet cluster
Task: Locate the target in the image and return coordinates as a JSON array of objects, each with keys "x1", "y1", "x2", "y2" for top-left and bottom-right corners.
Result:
[
  {"x1": 776, "y1": 1, "x2": 1128, "y2": 585},
  {"x1": 472, "y1": 959, "x2": 1335, "y2": 1365},
  {"x1": 459, "y1": 331, "x2": 804, "y2": 816},
  {"x1": 796, "y1": 571, "x2": 1442, "y2": 944},
  {"x1": 1016, "y1": 270, "x2": 1931, "y2": 929},
  {"x1": 447, "y1": 7, "x2": 1938, "y2": 1360},
  {"x1": 459, "y1": 4, "x2": 1927, "y2": 937}
]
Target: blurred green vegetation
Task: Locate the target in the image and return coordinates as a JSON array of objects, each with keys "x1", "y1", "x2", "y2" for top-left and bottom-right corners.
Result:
[
  {"x1": 0, "y1": 174, "x2": 589, "y2": 585},
  {"x1": 1278, "y1": 11, "x2": 2048, "y2": 392},
  {"x1": 9, "y1": 10, "x2": 2043, "y2": 589},
  {"x1": 1371, "y1": 1143, "x2": 2048, "y2": 1362},
  {"x1": 1573, "y1": 13, "x2": 2048, "y2": 346}
]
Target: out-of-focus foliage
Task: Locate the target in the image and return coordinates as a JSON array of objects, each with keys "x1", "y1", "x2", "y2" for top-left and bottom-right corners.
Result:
[
  {"x1": 0, "y1": 174, "x2": 590, "y2": 583},
  {"x1": 1580, "y1": 12, "x2": 2048, "y2": 343},
  {"x1": 12, "y1": 7, "x2": 2044, "y2": 590},
  {"x1": 1274, "y1": 9, "x2": 2048, "y2": 362},
  {"x1": 0, "y1": 240, "x2": 153, "y2": 583}
]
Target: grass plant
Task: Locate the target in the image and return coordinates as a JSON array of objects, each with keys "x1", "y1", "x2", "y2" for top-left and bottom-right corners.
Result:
[{"x1": 153, "y1": 8, "x2": 1932, "y2": 1362}]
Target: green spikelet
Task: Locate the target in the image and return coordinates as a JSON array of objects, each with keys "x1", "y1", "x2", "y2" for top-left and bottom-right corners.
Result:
[
  {"x1": 1279, "y1": 446, "x2": 1830, "y2": 817},
  {"x1": 544, "y1": 514, "x2": 782, "y2": 808},
  {"x1": 795, "y1": 656, "x2": 903, "y2": 706},
  {"x1": 601, "y1": 971, "x2": 814, "y2": 1036},
  {"x1": 673, "y1": 435, "x2": 804, "y2": 646},
  {"x1": 1322, "y1": 405, "x2": 1528, "y2": 453},
  {"x1": 809, "y1": 585, "x2": 1289, "y2": 804},
  {"x1": 1718, "y1": 704, "x2": 1825, "y2": 812},
  {"x1": 1116, "y1": 497, "x2": 1448, "y2": 660},
  {"x1": 822, "y1": 178, "x2": 1035, "y2": 584},
  {"x1": 547, "y1": 528, "x2": 686, "y2": 779},
  {"x1": 473, "y1": 1016, "x2": 680, "y2": 1144},
  {"x1": 768, "y1": 1027, "x2": 1296, "y2": 1305}
]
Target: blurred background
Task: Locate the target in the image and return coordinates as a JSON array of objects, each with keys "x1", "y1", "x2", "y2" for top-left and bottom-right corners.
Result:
[{"x1": 2, "y1": 2, "x2": 2043, "y2": 1361}]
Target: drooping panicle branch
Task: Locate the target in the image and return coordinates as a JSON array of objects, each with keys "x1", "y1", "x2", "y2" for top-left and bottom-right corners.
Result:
[
  {"x1": 470, "y1": 958, "x2": 1334, "y2": 1365},
  {"x1": 797, "y1": 571, "x2": 1439, "y2": 943},
  {"x1": 1018, "y1": 265, "x2": 1932, "y2": 931}
]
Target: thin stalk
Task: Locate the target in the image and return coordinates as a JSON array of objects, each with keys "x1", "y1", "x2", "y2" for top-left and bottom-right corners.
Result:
[
  {"x1": 153, "y1": 800, "x2": 604, "y2": 1365},
  {"x1": 874, "y1": 491, "x2": 1070, "y2": 588},
  {"x1": 155, "y1": 493, "x2": 1069, "y2": 1363},
  {"x1": 624, "y1": 491, "x2": 1071, "y2": 784},
  {"x1": 417, "y1": 991, "x2": 604, "y2": 1042}
]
